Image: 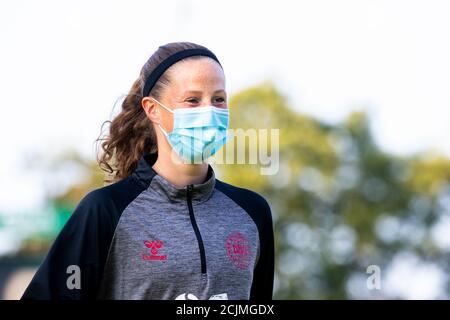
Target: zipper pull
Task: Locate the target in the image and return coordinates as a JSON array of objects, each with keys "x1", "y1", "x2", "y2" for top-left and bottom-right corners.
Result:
[{"x1": 186, "y1": 184, "x2": 193, "y2": 201}]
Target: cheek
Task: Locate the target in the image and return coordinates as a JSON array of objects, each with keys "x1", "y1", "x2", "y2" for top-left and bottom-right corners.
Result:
[{"x1": 162, "y1": 112, "x2": 174, "y2": 133}]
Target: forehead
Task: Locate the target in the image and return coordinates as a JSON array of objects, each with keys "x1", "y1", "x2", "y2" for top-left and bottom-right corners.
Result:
[{"x1": 167, "y1": 57, "x2": 225, "y2": 94}]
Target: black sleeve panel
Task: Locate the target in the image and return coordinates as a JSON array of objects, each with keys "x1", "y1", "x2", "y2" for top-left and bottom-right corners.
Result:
[
  {"x1": 215, "y1": 179, "x2": 275, "y2": 301},
  {"x1": 20, "y1": 176, "x2": 145, "y2": 300}
]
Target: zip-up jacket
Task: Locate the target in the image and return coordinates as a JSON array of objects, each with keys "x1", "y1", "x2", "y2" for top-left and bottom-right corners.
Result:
[{"x1": 21, "y1": 152, "x2": 274, "y2": 300}]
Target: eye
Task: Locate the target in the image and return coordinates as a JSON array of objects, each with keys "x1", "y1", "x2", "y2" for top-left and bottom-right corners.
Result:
[
  {"x1": 186, "y1": 98, "x2": 200, "y2": 104},
  {"x1": 214, "y1": 97, "x2": 226, "y2": 103}
]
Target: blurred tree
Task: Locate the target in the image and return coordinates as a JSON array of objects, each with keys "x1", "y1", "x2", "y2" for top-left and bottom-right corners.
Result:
[
  {"x1": 19, "y1": 150, "x2": 105, "y2": 256},
  {"x1": 214, "y1": 80, "x2": 450, "y2": 299}
]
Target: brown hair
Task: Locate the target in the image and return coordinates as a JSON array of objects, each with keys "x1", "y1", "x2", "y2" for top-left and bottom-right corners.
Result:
[{"x1": 95, "y1": 42, "x2": 213, "y2": 184}]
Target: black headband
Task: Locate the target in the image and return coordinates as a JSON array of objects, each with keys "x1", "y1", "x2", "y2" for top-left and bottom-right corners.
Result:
[{"x1": 142, "y1": 48, "x2": 222, "y2": 97}]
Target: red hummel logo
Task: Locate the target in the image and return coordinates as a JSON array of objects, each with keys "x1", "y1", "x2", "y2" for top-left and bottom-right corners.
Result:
[{"x1": 142, "y1": 239, "x2": 168, "y2": 261}]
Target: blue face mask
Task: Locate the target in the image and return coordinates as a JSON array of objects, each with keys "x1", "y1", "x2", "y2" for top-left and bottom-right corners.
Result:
[{"x1": 151, "y1": 97, "x2": 230, "y2": 164}]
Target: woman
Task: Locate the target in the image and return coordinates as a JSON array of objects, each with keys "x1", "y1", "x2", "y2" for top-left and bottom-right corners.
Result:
[{"x1": 21, "y1": 42, "x2": 274, "y2": 300}]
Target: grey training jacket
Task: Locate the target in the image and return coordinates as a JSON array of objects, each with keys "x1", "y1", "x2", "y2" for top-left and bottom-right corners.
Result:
[{"x1": 21, "y1": 152, "x2": 275, "y2": 300}]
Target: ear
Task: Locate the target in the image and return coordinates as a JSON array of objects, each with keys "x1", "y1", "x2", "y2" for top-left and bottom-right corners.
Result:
[{"x1": 141, "y1": 97, "x2": 161, "y2": 124}]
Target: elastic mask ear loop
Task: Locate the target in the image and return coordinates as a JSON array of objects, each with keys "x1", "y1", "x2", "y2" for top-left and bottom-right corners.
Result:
[
  {"x1": 151, "y1": 97, "x2": 174, "y2": 114},
  {"x1": 157, "y1": 124, "x2": 169, "y2": 137},
  {"x1": 151, "y1": 97, "x2": 173, "y2": 137}
]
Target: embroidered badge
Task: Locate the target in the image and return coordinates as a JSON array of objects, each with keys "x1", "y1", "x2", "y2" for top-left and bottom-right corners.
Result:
[{"x1": 225, "y1": 232, "x2": 250, "y2": 269}]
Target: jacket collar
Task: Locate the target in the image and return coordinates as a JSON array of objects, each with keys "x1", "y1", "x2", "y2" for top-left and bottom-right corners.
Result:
[{"x1": 131, "y1": 152, "x2": 216, "y2": 204}]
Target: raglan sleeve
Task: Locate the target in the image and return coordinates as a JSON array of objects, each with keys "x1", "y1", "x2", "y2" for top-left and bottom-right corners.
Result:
[
  {"x1": 249, "y1": 194, "x2": 275, "y2": 301},
  {"x1": 20, "y1": 190, "x2": 114, "y2": 300}
]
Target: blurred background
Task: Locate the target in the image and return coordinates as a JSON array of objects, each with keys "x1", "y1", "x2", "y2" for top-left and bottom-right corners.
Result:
[{"x1": 1, "y1": 0, "x2": 450, "y2": 299}]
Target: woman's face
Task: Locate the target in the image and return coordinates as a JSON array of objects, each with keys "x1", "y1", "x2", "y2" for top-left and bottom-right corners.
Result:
[
  {"x1": 155, "y1": 57, "x2": 227, "y2": 133},
  {"x1": 142, "y1": 57, "x2": 227, "y2": 157}
]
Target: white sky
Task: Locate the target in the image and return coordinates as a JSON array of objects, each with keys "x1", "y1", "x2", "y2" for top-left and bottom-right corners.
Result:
[{"x1": 1, "y1": 0, "x2": 450, "y2": 212}]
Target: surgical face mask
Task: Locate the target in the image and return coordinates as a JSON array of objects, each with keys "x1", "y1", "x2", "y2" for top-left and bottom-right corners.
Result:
[{"x1": 151, "y1": 97, "x2": 229, "y2": 164}]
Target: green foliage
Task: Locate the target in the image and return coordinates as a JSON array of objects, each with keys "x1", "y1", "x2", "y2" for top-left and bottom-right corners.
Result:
[{"x1": 215, "y1": 81, "x2": 450, "y2": 299}]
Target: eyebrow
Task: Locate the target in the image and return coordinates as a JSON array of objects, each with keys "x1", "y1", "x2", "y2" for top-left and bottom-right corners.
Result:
[{"x1": 183, "y1": 89, "x2": 226, "y2": 95}]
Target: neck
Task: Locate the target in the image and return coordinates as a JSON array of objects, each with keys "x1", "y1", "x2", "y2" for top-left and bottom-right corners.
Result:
[{"x1": 152, "y1": 149, "x2": 209, "y2": 188}]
